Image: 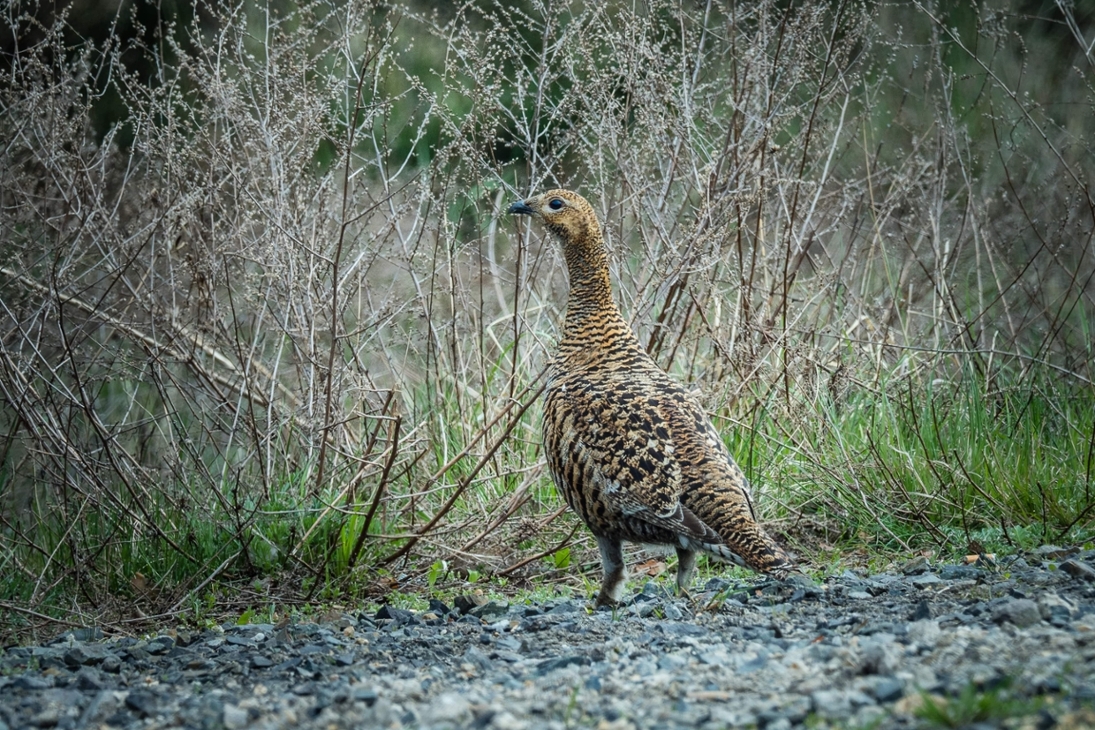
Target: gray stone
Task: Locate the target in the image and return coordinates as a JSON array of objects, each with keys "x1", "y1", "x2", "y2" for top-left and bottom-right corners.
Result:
[
  {"x1": 907, "y1": 620, "x2": 941, "y2": 646},
  {"x1": 146, "y1": 635, "x2": 175, "y2": 654},
  {"x1": 808, "y1": 642, "x2": 837, "y2": 662},
  {"x1": 494, "y1": 636, "x2": 523, "y2": 653},
  {"x1": 469, "y1": 601, "x2": 509, "y2": 619},
  {"x1": 657, "y1": 652, "x2": 690, "y2": 671},
  {"x1": 810, "y1": 689, "x2": 854, "y2": 719},
  {"x1": 125, "y1": 690, "x2": 157, "y2": 717},
  {"x1": 737, "y1": 654, "x2": 768, "y2": 673},
  {"x1": 698, "y1": 648, "x2": 731, "y2": 666},
  {"x1": 640, "y1": 581, "x2": 672, "y2": 600},
  {"x1": 352, "y1": 687, "x2": 379, "y2": 705},
  {"x1": 1061, "y1": 559, "x2": 1095, "y2": 582},
  {"x1": 63, "y1": 644, "x2": 108, "y2": 666},
  {"x1": 786, "y1": 574, "x2": 824, "y2": 599},
  {"x1": 1038, "y1": 592, "x2": 1078, "y2": 621},
  {"x1": 868, "y1": 676, "x2": 905, "y2": 702},
  {"x1": 427, "y1": 598, "x2": 451, "y2": 615},
  {"x1": 462, "y1": 647, "x2": 493, "y2": 673},
  {"x1": 420, "y1": 692, "x2": 471, "y2": 726},
  {"x1": 186, "y1": 657, "x2": 217, "y2": 673},
  {"x1": 74, "y1": 666, "x2": 105, "y2": 691},
  {"x1": 29, "y1": 706, "x2": 62, "y2": 727},
  {"x1": 909, "y1": 600, "x2": 933, "y2": 621},
  {"x1": 762, "y1": 695, "x2": 811, "y2": 725},
  {"x1": 858, "y1": 636, "x2": 900, "y2": 675},
  {"x1": 1032, "y1": 545, "x2": 1073, "y2": 559},
  {"x1": 940, "y1": 564, "x2": 981, "y2": 580},
  {"x1": 251, "y1": 654, "x2": 275, "y2": 668},
  {"x1": 900, "y1": 557, "x2": 931, "y2": 575},
  {"x1": 536, "y1": 655, "x2": 591, "y2": 675},
  {"x1": 12, "y1": 675, "x2": 53, "y2": 690},
  {"x1": 376, "y1": 604, "x2": 417, "y2": 622},
  {"x1": 660, "y1": 622, "x2": 707, "y2": 637},
  {"x1": 993, "y1": 598, "x2": 1041, "y2": 628},
  {"x1": 858, "y1": 621, "x2": 898, "y2": 636},
  {"x1": 704, "y1": 577, "x2": 731, "y2": 592},
  {"x1": 909, "y1": 573, "x2": 942, "y2": 588},
  {"x1": 488, "y1": 710, "x2": 528, "y2": 730},
  {"x1": 3, "y1": 546, "x2": 1095, "y2": 730},
  {"x1": 222, "y1": 703, "x2": 250, "y2": 730},
  {"x1": 30, "y1": 648, "x2": 65, "y2": 670}
]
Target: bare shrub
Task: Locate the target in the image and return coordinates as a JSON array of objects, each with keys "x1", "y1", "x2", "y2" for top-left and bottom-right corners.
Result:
[{"x1": 1, "y1": 0, "x2": 1093, "y2": 634}]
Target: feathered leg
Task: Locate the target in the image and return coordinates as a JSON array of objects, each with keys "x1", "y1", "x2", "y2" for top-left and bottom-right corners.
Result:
[
  {"x1": 675, "y1": 546, "x2": 697, "y2": 596},
  {"x1": 595, "y1": 535, "x2": 627, "y2": 607}
]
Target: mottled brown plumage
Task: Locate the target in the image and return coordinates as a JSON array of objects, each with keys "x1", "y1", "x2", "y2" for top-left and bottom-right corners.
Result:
[{"x1": 509, "y1": 189, "x2": 793, "y2": 606}]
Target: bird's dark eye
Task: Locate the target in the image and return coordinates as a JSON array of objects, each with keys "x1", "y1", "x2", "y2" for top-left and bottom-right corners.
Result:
[{"x1": 548, "y1": 198, "x2": 564, "y2": 211}]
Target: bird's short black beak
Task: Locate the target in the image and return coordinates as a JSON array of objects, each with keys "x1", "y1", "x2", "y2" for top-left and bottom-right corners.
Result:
[{"x1": 508, "y1": 200, "x2": 535, "y2": 216}]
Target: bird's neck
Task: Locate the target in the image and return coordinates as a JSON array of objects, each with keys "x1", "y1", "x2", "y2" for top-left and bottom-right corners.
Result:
[{"x1": 559, "y1": 240, "x2": 637, "y2": 353}]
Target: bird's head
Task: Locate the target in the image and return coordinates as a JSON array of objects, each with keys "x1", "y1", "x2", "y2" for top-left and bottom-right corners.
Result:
[{"x1": 507, "y1": 189, "x2": 600, "y2": 247}]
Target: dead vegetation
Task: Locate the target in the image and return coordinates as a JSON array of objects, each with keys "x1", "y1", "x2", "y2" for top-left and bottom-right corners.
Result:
[{"x1": 1, "y1": 0, "x2": 1093, "y2": 640}]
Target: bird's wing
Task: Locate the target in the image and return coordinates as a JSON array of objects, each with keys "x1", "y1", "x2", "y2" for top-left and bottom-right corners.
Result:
[
  {"x1": 545, "y1": 373, "x2": 723, "y2": 543},
  {"x1": 687, "y1": 397, "x2": 759, "y2": 521}
]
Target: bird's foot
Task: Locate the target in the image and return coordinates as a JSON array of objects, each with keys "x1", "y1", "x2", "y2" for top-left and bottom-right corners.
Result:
[{"x1": 594, "y1": 590, "x2": 623, "y2": 610}]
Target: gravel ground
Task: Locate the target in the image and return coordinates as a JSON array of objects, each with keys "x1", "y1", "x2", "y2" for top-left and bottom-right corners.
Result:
[{"x1": 4, "y1": 548, "x2": 1095, "y2": 730}]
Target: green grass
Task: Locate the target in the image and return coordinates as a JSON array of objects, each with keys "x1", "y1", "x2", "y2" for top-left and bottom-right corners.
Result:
[
  {"x1": 2, "y1": 0, "x2": 1095, "y2": 643},
  {"x1": 739, "y1": 362, "x2": 1095, "y2": 562},
  {"x1": 2, "y1": 361, "x2": 1091, "y2": 642},
  {"x1": 913, "y1": 678, "x2": 1049, "y2": 729}
]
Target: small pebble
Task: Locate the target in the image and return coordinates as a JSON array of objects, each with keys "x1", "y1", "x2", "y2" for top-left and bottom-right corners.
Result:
[
  {"x1": 1, "y1": 555, "x2": 1092, "y2": 729},
  {"x1": 993, "y1": 598, "x2": 1042, "y2": 628},
  {"x1": 223, "y1": 704, "x2": 249, "y2": 730},
  {"x1": 1061, "y1": 559, "x2": 1095, "y2": 582}
]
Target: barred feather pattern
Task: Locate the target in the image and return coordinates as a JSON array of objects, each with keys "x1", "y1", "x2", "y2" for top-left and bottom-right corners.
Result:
[{"x1": 509, "y1": 189, "x2": 793, "y2": 606}]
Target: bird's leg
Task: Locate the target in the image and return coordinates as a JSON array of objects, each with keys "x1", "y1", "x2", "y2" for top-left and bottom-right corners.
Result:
[
  {"x1": 595, "y1": 535, "x2": 627, "y2": 607},
  {"x1": 675, "y1": 546, "x2": 697, "y2": 596}
]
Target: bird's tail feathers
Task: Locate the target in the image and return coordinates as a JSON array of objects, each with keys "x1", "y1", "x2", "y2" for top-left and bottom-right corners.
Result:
[{"x1": 680, "y1": 536, "x2": 794, "y2": 577}]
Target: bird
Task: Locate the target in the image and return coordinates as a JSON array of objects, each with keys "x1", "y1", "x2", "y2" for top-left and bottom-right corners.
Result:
[{"x1": 508, "y1": 189, "x2": 793, "y2": 607}]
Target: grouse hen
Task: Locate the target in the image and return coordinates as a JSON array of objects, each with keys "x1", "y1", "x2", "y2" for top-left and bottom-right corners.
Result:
[{"x1": 509, "y1": 189, "x2": 793, "y2": 606}]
